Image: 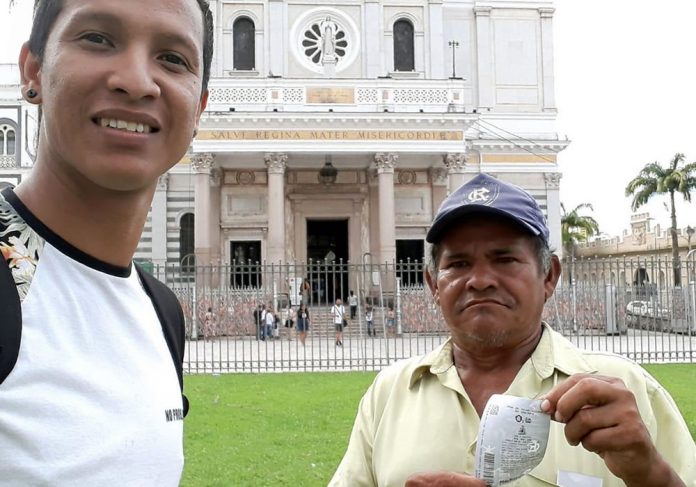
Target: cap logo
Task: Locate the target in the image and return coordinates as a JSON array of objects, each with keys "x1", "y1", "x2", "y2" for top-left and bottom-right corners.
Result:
[{"x1": 467, "y1": 187, "x2": 491, "y2": 203}]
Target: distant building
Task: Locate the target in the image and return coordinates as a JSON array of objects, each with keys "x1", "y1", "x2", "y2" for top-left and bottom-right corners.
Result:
[
  {"x1": 1, "y1": 0, "x2": 569, "y2": 272},
  {"x1": 574, "y1": 213, "x2": 696, "y2": 287}
]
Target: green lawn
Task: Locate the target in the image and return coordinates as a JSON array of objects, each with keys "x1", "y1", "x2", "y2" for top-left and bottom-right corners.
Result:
[{"x1": 182, "y1": 365, "x2": 695, "y2": 486}]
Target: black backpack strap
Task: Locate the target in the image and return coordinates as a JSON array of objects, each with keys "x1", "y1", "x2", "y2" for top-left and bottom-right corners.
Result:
[
  {"x1": 0, "y1": 256, "x2": 22, "y2": 386},
  {"x1": 135, "y1": 264, "x2": 189, "y2": 417}
]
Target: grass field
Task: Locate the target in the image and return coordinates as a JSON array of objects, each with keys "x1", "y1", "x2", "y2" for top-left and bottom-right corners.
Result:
[{"x1": 182, "y1": 364, "x2": 695, "y2": 486}]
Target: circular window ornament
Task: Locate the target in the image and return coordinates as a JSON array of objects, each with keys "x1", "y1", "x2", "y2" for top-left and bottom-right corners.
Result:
[
  {"x1": 290, "y1": 8, "x2": 359, "y2": 74},
  {"x1": 302, "y1": 19, "x2": 348, "y2": 64}
]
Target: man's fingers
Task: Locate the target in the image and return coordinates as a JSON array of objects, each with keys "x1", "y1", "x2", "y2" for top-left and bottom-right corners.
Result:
[
  {"x1": 561, "y1": 400, "x2": 625, "y2": 446},
  {"x1": 554, "y1": 376, "x2": 630, "y2": 423},
  {"x1": 541, "y1": 374, "x2": 624, "y2": 420}
]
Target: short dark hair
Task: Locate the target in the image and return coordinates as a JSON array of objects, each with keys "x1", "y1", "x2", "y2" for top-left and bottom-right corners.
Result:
[
  {"x1": 28, "y1": 0, "x2": 214, "y2": 94},
  {"x1": 427, "y1": 234, "x2": 552, "y2": 279}
]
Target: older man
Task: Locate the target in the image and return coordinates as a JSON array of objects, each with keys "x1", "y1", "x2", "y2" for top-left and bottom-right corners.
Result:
[{"x1": 329, "y1": 173, "x2": 695, "y2": 487}]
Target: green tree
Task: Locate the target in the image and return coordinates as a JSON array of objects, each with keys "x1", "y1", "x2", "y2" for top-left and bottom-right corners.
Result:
[
  {"x1": 625, "y1": 153, "x2": 696, "y2": 286},
  {"x1": 561, "y1": 203, "x2": 599, "y2": 285}
]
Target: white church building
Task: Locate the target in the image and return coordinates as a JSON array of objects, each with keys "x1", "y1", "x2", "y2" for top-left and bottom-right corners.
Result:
[{"x1": 1, "y1": 0, "x2": 568, "y2": 273}]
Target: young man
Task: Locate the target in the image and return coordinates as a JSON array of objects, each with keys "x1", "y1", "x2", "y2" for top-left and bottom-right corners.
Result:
[
  {"x1": 330, "y1": 174, "x2": 695, "y2": 486},
  {"x1": 0, "y1": 0, "x2": 212, "y2": 484}
]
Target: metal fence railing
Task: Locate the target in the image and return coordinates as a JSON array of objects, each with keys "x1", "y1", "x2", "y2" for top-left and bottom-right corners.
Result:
[{"x1": 143, "y1": 254, "x2": 696, "y2": 372}]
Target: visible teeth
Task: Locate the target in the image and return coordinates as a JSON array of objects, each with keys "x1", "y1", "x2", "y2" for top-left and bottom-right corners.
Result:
[{"x1": 98, "y1": 118, "x2": 153, "y2": 133}]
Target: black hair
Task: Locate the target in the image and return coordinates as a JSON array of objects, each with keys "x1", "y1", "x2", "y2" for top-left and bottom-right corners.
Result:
[{"x1": 28, "y1": 0, "x2": 214, "y2": 94}]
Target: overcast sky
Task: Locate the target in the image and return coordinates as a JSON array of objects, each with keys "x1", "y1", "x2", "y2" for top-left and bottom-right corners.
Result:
[{"x1": 2, "y1": 0, "x2": 695, "y2": 236}]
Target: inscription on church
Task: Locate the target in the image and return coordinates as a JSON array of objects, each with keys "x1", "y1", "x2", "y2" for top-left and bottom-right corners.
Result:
[
  {"x1": 199, "y1": 130, "x2": 463, "y2": 141},
  {"x1": 306, "y1": 87, "x2": 355, "y2": 104}
]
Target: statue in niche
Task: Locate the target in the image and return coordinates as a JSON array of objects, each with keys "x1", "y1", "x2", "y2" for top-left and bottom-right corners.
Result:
[
  {"x1": 320, "y1": 16, "x2": 337, "y2": 62},
  {"x1": 633, "y1": 224, "x2": 646, "y2": 245}
]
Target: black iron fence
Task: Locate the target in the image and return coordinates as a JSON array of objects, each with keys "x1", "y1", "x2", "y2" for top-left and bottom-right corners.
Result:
[{"x1": 143, "y1": 253, "x2": 696, "y2": 372}]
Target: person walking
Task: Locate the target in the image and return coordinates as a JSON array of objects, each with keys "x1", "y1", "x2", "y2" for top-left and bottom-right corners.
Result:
[
  {"x1": 365, "y1": 304, "x2": 374, "y2": 337},
  {"x1": 296, "y1": 303, "x2": 310, "y2": 346},
  {"x1": 264, "y1": 305, "x2": 275, "y2": 341},
  {"x1": 331, "y1": 298, "x2": 346, "y2": 347},
  {"x1": 348, "y1": 290, "x2": 358, "y2": 319}
]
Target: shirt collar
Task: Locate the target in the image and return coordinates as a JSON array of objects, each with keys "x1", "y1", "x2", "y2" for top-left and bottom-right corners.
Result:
[{"x1": 408, "y1": 323, "x2": 596, "y2": 389}]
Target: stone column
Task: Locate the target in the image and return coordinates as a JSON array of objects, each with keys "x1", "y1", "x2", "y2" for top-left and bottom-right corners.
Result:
[
  {"x1": 192, "y1": 153, "x2": 215, "y2": 266},
  {"x1": 444, "y1": 152, "x2": 468, "y2": 193},
  {"x1": 544, "y1": 172, "x2": 562, "y2": 256},
  {"x1": 429, "y1": 167, "x2": 448, "y2": 216},
  {"x1": 375, "y1": 153, "x2": 398, "y2": 264},
  {"x1": 151, "y1": 174, "x2": 169, "y2": 268},
  {"x1": 265, "y1": 153, "x2": 287, "y2": 264},
  {"x1": 365, "y1": 0, "x2": 382, "y2": 78},
  {"x1": 539, "y1": 8, "x2": 557, "y2": 112},
  {"x1": 209, "y1": 167, "x2": 222, "y2": 265},
  {"x1": 474, "y1": 6, "x2": 494, "y2": 109},
  {"x1": 428, "y1": 0, "x2": 445, "y2": 79}
]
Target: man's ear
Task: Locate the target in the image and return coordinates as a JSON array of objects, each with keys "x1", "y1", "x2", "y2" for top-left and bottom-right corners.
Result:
[
  {"x1": 543, "y1": 254, "x2": 562, "y2": 302},
  {"x1": 19, "y1": 42, "x2": 42, "y2": 104},
  {"x1": 425, "y1": 268, "x2": 440, "y2": 306}
]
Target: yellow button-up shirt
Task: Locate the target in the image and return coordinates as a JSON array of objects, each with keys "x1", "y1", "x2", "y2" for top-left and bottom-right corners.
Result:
[{"x1": 329, "y1": 325, "x2": 696, "y2": 486}]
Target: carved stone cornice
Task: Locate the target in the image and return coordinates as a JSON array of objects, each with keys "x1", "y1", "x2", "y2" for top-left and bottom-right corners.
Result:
[
  {"x1": 544, "y1": 172, "x2": 562, "y2": 190},
  {"x1": 264, "y1": 152, "x2": 288, "y2": 174},
  {"x1": 443, "y1": 152, "x2": 468, "y2": 173},
  {"x1": 539, "y1": 7, "x2": 555, "y2": 19},
  {"x1": 156, "y1": 174, "x2": 169, "y2": 191},
  {"x1": 474, "y1": 6, "x2": 492, "y2": 17},
  {"x1": 191, "y1": 152, "x2": 215, "y2": 174},
  {"x1": 429, "y1": 167, "x2": 448, "y2": 186},
  {"x1": 374, "y1": 153, "x2": 398, "y2": 173}
]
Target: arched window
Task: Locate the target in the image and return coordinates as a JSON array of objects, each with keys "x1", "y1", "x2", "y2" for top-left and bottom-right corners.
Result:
[
  {"x1": 233, "y1": 17, "x2": 255, "y2": 71},
  {"x1": 179, "y1": 213, "x2": 195, "y2": 271},
  {"x1": 393, "y1": 19, "x2": 415, "y2": 71},
  {"x1": 1, "y1": 125, "x2": 16, "y2": 156}
]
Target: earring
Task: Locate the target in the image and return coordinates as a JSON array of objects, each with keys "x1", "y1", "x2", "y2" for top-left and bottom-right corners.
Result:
[{"x1": 27, "y1": 88, "x2": 38, "y2": 99}]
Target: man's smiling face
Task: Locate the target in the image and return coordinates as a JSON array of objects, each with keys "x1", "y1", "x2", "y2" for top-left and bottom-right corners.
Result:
[{"x1": 23, "y1": 0, "x2": 208, "y2": 193}]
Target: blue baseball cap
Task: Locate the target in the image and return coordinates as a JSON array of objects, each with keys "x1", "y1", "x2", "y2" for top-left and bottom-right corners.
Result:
[{"x1": 426, "y1": 173, "x2": 549, "y2": 244}]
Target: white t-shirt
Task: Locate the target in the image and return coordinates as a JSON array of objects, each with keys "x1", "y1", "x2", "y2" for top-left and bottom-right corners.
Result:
[
  {"x1": 0, "y1": 189, "x2": 184, "y2": 486},
  {"x1": 332, "y1": 304, "x2": 346, "y2": 324},
  {"x1": 348, "y1": 295, "x2": 358, "y2": 306}
]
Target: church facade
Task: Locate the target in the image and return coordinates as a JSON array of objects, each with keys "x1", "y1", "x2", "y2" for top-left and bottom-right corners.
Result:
[{"x1": 0, "y1": 0, "x2": 568, "y2": 270}]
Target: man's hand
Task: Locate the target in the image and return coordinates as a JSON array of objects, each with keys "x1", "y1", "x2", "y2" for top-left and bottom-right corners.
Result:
[
  {"x1": 541, "y1": 373, "x2": 685, "y2": 487},
  {"x1": 405, "y1": 472, "x2": 486, "y2": 487}
]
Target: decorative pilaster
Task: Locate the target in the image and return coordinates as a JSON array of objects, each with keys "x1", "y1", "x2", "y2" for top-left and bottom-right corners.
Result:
[
  {"x1": 151, "y1": 174, "x2": 169, "y2": 267},
  {"x1": 444, "y1": 152, "x2": 468, "y2": 192},
  {"x1": 365, "y1": 0, "x2": 382, "y2": 78},
  {"x1": 474, "y1": 6, "x2": 494, "y2": 109},
  {"x1": 539, "y1": 8, "x2": 557, "y2": 112},
  {"x1": 265, "y1": 153, "x2": 288, "y2": 264},
  {"x1": 544, "y1": 172, "x2": 562, "y2": 255},
  {"x1": 429, "y1": 167, "x2": 449, "y2": 217},
  {"x1": 374, "y1": 153, "x2": 398, "y2": 264},
  {"x1": 428, "y1": 0, "x2": 445, "y2": 78},
  {"x1": 192, "y1": 153, "x2": 216, "y2": 265}
]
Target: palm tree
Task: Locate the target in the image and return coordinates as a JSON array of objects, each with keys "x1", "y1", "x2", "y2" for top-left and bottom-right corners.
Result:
[
  {"x1": 625, "y1": 153, "x2": 696, "y2": 286},
  {"x1": 561, "y1": 203, "x2": 599, "y2": 285}
]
